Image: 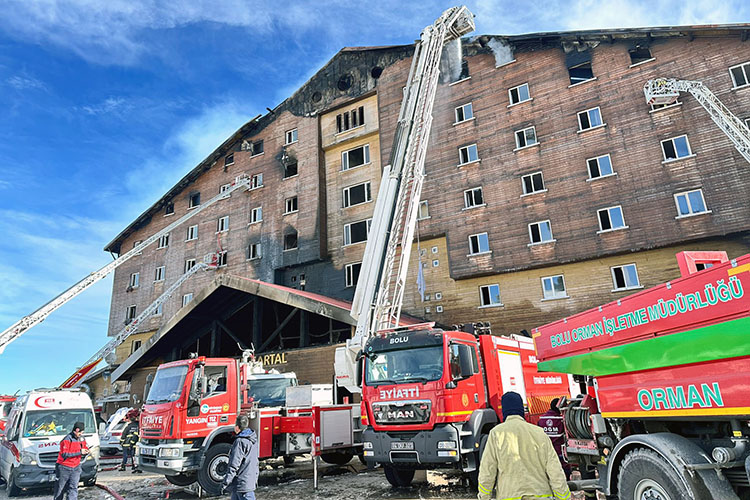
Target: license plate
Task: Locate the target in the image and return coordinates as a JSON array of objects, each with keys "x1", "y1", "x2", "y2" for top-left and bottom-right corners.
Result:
[
  {"x1": 391, "y1": 441, "x2": 414, "y2": 450},
  {"x1": 140, "y1": 447, "x2": 157, "y2": 456}
]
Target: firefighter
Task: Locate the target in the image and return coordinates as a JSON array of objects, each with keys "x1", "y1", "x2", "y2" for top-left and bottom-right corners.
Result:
[
  {"x1": 538, "y1": 398, "x2": 571, "y2": 480},
  {"x1": 220, "y1": 415, "x2": 259, "y2": 499},
  {"x1": 119, "y1": 409, "x2": 141, "y2": 473},
  {"x1": 477, "y1": 392, "x2": 571, "y2": 500},
  {"x1": 54, "y1": 421, "x2": 89, "y2": 500}
]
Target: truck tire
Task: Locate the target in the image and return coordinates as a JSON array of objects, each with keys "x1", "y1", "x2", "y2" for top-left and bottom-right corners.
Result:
[
  {"x1": 383, "y1": 465, "x2": 414, "y2": 488},
  {"x1": 468, "y1": 434, "x2": 488, "y2": 489},
  {"x1": 198, "y1": 442, "x2": 232, "y2": 496},
  {"x1": 618, "y1": 448, "x2": 690, "y2": 500},
  {"x1": 166, "y1": 473, "x2": 198, "y2": 486},
  {"x1": 321, "y1": 451, "x2": 354, "y2": 465},
  {"x1": 6, "y1": 468, "x2": 21, "y2": 497}
]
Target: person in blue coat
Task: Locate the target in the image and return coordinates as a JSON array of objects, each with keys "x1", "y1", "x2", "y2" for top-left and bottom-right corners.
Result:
[{"x1": 221, "y1": 415, "x2": 259, "y2": 499}]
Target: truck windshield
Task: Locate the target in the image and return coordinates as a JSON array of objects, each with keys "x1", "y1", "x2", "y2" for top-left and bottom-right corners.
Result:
[
  {"x1": 249, "y1": 378, "x2": 295, "y2": 407},
  {"x1": 365, "y1": 346, "x2": 444, "y2": 385},
  {"x1": 147, "y1": 365, "x2": 188, "y2": 404},
  {"x1": 23, "y1": 409, "x2": 96, "y2": 437}
]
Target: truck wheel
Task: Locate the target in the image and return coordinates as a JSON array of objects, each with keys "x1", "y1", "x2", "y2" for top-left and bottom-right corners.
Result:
[
  {"x1": 383, "y1": 465, "x2": 414, "y2": 488},
  {"x1": 320, "y1": 451, "x2": 353, "y2": 465},
  {"x1": 198, "y1": 442, "x2": 232, "y2": 496},
  {"x1": 6, "y1": 468, "x2": 21, "y2": 497},
  {"x1": 468, "y1": 434, "x2": 488, "y2": 489},
  {"x1": 618, "y1": 448, "x2": 689, "y2": 500},
  {"x1": 166, "y1": 473, "x2": 198, "y2": 486},
  {"x1": 283, "y1": 455, "x2": 295, "y2": 466}
]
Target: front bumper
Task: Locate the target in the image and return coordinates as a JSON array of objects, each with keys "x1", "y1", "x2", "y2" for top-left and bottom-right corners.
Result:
[
  {"x1": 14, "y1": 461, "x2": 97, "y2": 488},
  {"x1": 362, "y1": 424, "x2": 462, "y2": 468},
  {"x1": 137, "y1": 442, "x2": 199, "y2": 475}
]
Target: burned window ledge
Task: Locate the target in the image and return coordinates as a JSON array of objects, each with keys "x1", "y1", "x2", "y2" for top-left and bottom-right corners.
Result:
[
  {"x1": 495, "y1": 59, "x2": 517, "y2": 69},
  {"x1": 628, "y1": 58, "x2": 656, "y2": 69},
  {"x1": 649, "y1": 102, "x2": 682, "y2": 114},
  {"x1": 527, "y1": 239, "x2": 556, "y2": 247},
  {"x1": 662, "y1": 154, "x2": 696, "y2": 165},
  {"x1": 597, "y1": 226, "x2": 629, "y2": 235},
  {"x1": 568, "y1": 77, "x2": 598, "y2": 89},
  {"x1": 577, "y1": 124, "x2": 607, "y2": 134},
  {"x1": 249, "y1": 152, "x2": 265, "y2": 159},
  {"x1": 282, "y1": 174, "x2": 299, "y2": 181},
  {"x1": 449, "y1": 76, "x2": 472, "y2": 87}
]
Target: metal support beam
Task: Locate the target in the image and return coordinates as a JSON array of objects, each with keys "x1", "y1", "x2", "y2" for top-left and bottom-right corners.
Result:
[
  {"x1": 252, "y1": 301, "x2": 263, "y2": 350},
  {"x1": 259, "y1": 308, "x2": 299, "y2": 352},
  {"x1": 216, "y1": 320, "x2": 248, "y2": 350},
  {"x1": 299, "y1": 310, "x2": 309, "y2": 348}
]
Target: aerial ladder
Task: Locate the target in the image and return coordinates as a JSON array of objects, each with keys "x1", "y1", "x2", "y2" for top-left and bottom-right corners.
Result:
[
  {"x1": 644, "y1": 78, "x2": 750, "y2": 164},
  {"x1": 0, "y1": 174, "x2": 254, "y2": 355},
  {"x1": 334, "y1": 6, "x2": 475, "y2": 393},
  {"x1": 59, "y1": 254, "x2": 218, "y2": 388}
]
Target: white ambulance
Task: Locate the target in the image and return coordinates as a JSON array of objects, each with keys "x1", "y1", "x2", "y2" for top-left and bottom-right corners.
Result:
[{"x1": 0, "y1": 389, "x2": 99, "y2": 496}]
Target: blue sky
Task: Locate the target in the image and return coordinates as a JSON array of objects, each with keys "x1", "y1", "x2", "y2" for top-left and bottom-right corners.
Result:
[{"x1": 0, "y1": 0, "x2": 748, "y2": 394}]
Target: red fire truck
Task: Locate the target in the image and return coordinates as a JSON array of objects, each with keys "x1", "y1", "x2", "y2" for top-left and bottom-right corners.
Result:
[
  {"x1": 137, "y1": 351, "x2": 361, "y2": 495},
  {"x1": 359, "y1": 324, "x2": 573, "y2": 487},
  {"x1": 533, "y1": 251, "x2": 750, "y2": 499}
]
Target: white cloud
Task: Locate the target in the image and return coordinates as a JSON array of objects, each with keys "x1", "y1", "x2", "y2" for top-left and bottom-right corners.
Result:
[
  {"x1": 6, "y1": 74, "x2": 46, "y2": 90},
  {"x1": 80, "y1": 96, "x2": 133, "y2": 117}
]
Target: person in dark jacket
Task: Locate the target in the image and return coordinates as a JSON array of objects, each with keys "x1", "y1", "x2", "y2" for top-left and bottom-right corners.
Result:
[
  {"x1": 221, "y1": 415, "x2": 259, "y2": 499},
  {"x1": 119, "y1": 411, "x2": 141, "y2": 472},
  {"x1": 54, "y1": 421, "x2": 89, "y2": 500},
  {"x1": 538, "y1": 397, "x2": 571, "y2": 479}
]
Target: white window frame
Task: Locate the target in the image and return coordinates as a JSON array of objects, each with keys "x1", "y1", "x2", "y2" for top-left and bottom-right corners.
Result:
[
  {"x1": 528, "y1": 220, "x2": 554, "y2": 245},
  {"x1": 417, "y1": 200, "x2": 430, "y2": 220},
  {"x1": 343, "y1": 181, "x2": 372, "y2": 208},
  {"x1": 514, "y1": 126, "x2": 538, "y2": 150},
  {"x1": 674, "y1": 189, "x2": 710, "y2": 218},
  {"x1": 285, "y1": 128, "x2": 298, "y2": 145},
  {"x1": 343, "y1": 219, "x2": 372, "y2": 246},
  {"x1": 283, "y1": 232, "x2": 298, "y2": 251},
  {"x1": 479, "y1": 284, "x2": 503, "y2": 308},
  {"x1": 157, "y1": 234, "x2": 170, "y2": 249},
  {"x1": 541, "y1": 274, "x2": 568, "y2": 300},
  {"x1": 247, "y1": 243, "x2": 261, "y2": 260},
  {"x1": 586, "y1": 154, "x2": 615, "y2": 180},
  {"x1": 250, "y1": 173, "x2": 263, "y2": 189},
  {"x1": 345, "y1": 262, "x2": 362, "y2": 288},
  {"x1": 247, "y1": 140, "x2": 263, "y2": 157},
  {"x1": 165, "y1": 202, "x2": 174, "y2": 216},
  {"x1": 154, "y1": 266, "x2": 165, "y2": 282},
  {"x1": 729, "y1": 61, "x2": 750, "y2": 89},
  {"x1": 184, "y1": 258, "x2": 196, "y2": 273},
  {"x1": 129, "y1": 272, "x2": 139, "y2": 289},
  {"x1": 458, "y1": 144, "x2": 479, "y2": 166},
  {"x1": 217, "y1": 251, "x2": 228, "y2": 267},
  {"x1": 182, "y1": 293, "x2": 193, "y2": 307},
  {"x1": 611, "y1": 263, "x2": 642, "y2": 292},
  {"x1": 126, "y1": 305, "x2": 137, "y2": 322},
  {"x1": 661, "y1": 135, "x2": 694, "y2": 162},
  {"x1": 577, "y1": 107, "x2": 605, "y2": 132},
  {"x1": 153, "y1": 303, "x2": 163, "y2": 316},
  {"x1": 250, "y1": 206, "x2": 262, "y2": 224},
  {"x1": 133, "y1": 240, "x2": 143, "y2": 255},
  {"x1": 217, "y1": 216, "x2": 229, "y2": 233},
  {"x1": 224, "y1": 153, "x2": 234, "y2": 167},
  {"x1": 341, "y1": 144, "x2": 371, "y2": 171},
  {"x1": 131, "y1": 340, "x2": 142, "y2": 354},
  {"x1": 454, "y1": 102, "x2": 474, "y2": 124},
  {"x1": 597, "y1": 205, "x2": 628, "y2": 233},
  {"x1": 521, "y1": 171, "x2": 546, "y2": 196},
  {"x1": 464, "y1": 187, "x2": 485, "y2": 209},
  {"x1": 188, "y1": 192, "x2": 201, "y2": 209},
  {"x1": 285, "y1": 196, "x2": 298, "y2": 214},
  {"x1": 186, "y1": 224, "x2": 198, "y2": 241},
  {"x1": 508, "y1": 83, "x2": 531, "y2": 106},
  {"x1": 468, "y1": 232, "x2": 490, "y2": 255}
]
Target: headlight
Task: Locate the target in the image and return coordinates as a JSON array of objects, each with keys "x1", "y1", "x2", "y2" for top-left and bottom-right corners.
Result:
[
  {"x1": 20, "y1": 452, "x2": 37, "y2": 465},
  {"x1": 159, "y1": 448, "x2": 180, "y2": 458},
  {"x1": 363, "y1": 441, "x2": 373, "y2": 450},
  {"x1": 437, "y1": 441, "x2": 457, "y2": 450}
]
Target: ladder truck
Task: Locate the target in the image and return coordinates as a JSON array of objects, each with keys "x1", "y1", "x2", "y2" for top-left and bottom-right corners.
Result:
[
  {"x1": 333, "y1": 6, "x2": 574, "y2": 488},
  {"x1": 0, "y1": 174, "x2": 254, "y2": 356}
]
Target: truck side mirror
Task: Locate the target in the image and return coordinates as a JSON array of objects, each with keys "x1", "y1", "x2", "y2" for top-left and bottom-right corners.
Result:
[
  {"x1": 458, "y1": 344, "x2": 474, "y2": 379},
  {"x1": 98, "y1": 422, "x2": 106, "y2": 435},
  {"x1": 355, "y1": 352, "x2": 364, "y2": 388},
  {"x1": 199, "y1": 376, "x2": 208, "y2": 396}
]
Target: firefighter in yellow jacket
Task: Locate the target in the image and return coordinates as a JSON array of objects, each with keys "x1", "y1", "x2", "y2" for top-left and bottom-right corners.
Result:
[{"x1": 477, "y1": 392, "x2": 571, "y2": 500}]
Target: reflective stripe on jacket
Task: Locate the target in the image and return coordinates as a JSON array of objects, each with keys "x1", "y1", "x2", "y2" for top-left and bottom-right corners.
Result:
[
  {"x1": 120, "y1": 422, "x2": 139, "y2": 448},
  {"x1": 477, "y1": 415, "x2": 570, "y2": 500}
]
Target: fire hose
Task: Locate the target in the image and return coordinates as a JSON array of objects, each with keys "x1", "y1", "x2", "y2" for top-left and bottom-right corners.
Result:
[
  {"x1": 94, "y1": 483, "x2": 126, "y2": 500},
  {"x1": 564, "y1": 399, "x2": 593, "y2": 440}
]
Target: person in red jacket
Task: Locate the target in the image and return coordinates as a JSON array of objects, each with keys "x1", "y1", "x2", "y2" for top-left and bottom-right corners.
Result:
[
  {"x1": 54, "y1": 421, "x2": 89, "y2": 500},
  {"x1": 538, "y1": 398, "x2": 571, "y2": 480}
]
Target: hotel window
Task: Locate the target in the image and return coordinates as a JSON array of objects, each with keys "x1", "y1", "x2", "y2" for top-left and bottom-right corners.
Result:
[
  {"x1": 154, "y1": 266, "x2": 165, "y2": 282},
  {"x1": 464, "y1": 187, "x2": 484, "y2": 208},
  {"x1": 343, "y1": 182, "x2": 372, "y2": 208},
  {"x1": 224, "y1": 153, "x2": 234, "y2": 167},
  {"x1": 454, "y1": 103, "x2": 473, "y2": 123},
  {"x1": 611, "y1": 263, "x2": 640, "y2": 291},
  {"x1": 342, "y1": 144, "x2": 370, "y2": 170},
  {"x1": 153, "y1": 303, "x2": 162, "y2": 316},
  {"x1": 157, "y1": 234, "x2": 169, "y2": 249},
  {"x1": 217, "y1": 216, "x2": 229, "y2": 233},
  {"x1": 250, "y1": 173, "x2": 263, "y2": 189},
  {"x1": 629, "y1": 47, "x2": 653, "y2": 65},
  {"x1": 129, "y1": 273, "x2": 139, "y2": 289},
  {"x1": 417, "y1": 200, "x2": 430, "y2": 220},
  {"x1": 598, "y1": 206, "x2": 626, "y2": 232},
  {"x1": 246, "y1": 140, "x2": 263, "y2": 156},
  {"x1": 250, "y1": 206, "x2": 262, "y2": 224},
  {"x1": 131, "y1": 340, "x2": 142, "y2": 354},
  {"x1": 729, "y1": 61, "x2": 750, "y2": 88},
  {"x1": 182, "y1": 293, "x2": 193, "y2": 307},
  {"x1": 165, "y1": 202, "x2": 174, "y2": 216},
  {"x1": 568, "y1": 62, "x2": 594, "y2": 85},
  {"x1": 217, "y1": 251, "x2": 228, "y2": 267},
  {"x1": 283, "y1": 161, "x2": 298, "y2": 178},
  {"x1": 468, "y1": 232, "x2": 490, "y2": 255},
  {"x1": 542, "y1": 275, "x2": 568, "y2": 299},
  {"x1": 674, "y1": 189, "x2": 709, "y2": 217},
  {"x1": 508, "y1": 83, "x2": 530, "y2": 105},
  {"x1": 125, "y1": 305, "x2": 137, "y2": 324},
  {"x1": 529, "y1": 221, "x2": 553, "y2": 244},
  {"x1": 661, "y1": 135, "x2": 692, "y2": 161},
  {"x1": 587, "y1": 154, "x2": 614, "y2": 179},
  {"x1": 133, "y1": 240, "x2": 142, "y2": 255},
  {"x1": 521, "y1": 172, "x2": 545, "y2": 195},
  {"x1": 337, "y1": 106, "x2": 365, "y2": 133},
  {"x1": 189, "y1": 192, "x2": 201, "y2": 208},
  {"x1": 186, "y1": 225, "x2": 198, "y2": 241},
  {"x1": 578, "y1": 107, "x2": 604, "y2": 131},
  {"x1": 247, "y1": 243, "x2": 261, "y2": 260},
  {"x1": 284, "y1": 231, "x2": 298, "y2": 251},
  {"x1": 285, "y1": 196, "x2": 298, "y2": 214},
  {"x1": 458, "y1": 144, "x2": 479, "y2": 165},
  {"x1": 479, "y1": 284, "x2": 502, "y2": 307},
  {"x1": 346, "y1": 262, "x2": 362, "y2": 288},
  {"x1": 184, "y1": 259, "x2": 196, "y2": 273},
  {"x1": 515, "y1": 127, "x2": 537, "y2": 149},
  {"x1": 344, "y1": 219, "x2": 372, "y2": 246},
  {"x1": 285, "y1": 128, "x2": 298, "y2": 145}
]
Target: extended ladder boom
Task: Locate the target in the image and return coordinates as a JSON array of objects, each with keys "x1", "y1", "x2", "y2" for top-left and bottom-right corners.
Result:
[
  {"x1": 60, "y1": 255, "x2": 218, "y2": 388},
  {"x1": 644, "y1": 78, "x2": 750, "y2": 164},
  {"x1": 0, "y1": 174, "x2": 252, "y2": 354}
]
